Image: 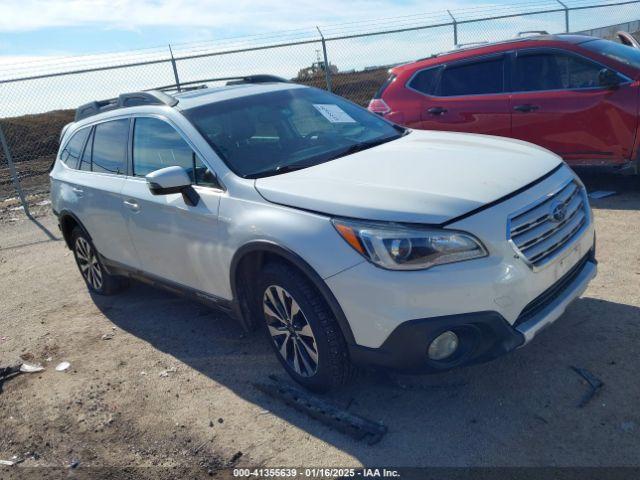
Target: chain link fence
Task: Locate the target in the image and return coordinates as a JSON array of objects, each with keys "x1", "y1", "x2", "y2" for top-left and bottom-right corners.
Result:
[{"x1": 1, "y1": 0, "x2": 639, "y2": 214}]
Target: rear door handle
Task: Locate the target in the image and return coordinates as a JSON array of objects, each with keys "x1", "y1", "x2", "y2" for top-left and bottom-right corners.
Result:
[
  {"x1": 513, "y1": 104, "x2": 539, "y2": 113},
  {"x1": 123, "y1": 199, "x2": 140, "y2": 211},
  {"x1": 72, "y1": 187, "x2": 84, "y2": 196},
  {"x1": 427, "y1": 106, "x2": 448, "y2": 115}
]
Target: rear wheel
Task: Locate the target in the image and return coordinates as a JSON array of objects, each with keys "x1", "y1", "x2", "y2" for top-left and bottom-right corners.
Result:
[
  {"x1": 257, "y1": 262, "x2": 355, "y2": 392},
  {"x1": 71, "y1": 227, "x2": 128, "y2": 295}
]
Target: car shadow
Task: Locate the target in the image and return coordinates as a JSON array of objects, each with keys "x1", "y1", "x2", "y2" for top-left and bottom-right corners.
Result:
[
  {"x1": 574, "y1": 169, "x2": 640, "y2": 212},
  {"x1": 91, "y1": 281, "x2": 640, "y2": 466}
]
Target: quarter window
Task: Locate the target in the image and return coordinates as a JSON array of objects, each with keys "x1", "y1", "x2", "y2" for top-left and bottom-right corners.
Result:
[
  {"x1": 439, "y1": 58, "x2": 504, "y2": 96},
  {"x1": 60, "y1": 128, "x2": 90, "y2": 168},
  {"x1": 132, "y1": 117, "x2": 218, "y2": 187},
  {"x1": 78, "y1": 128, "x2": 93, "y2": 171},
  {"x1": 92, "y1": 119, "x2": 129, "y2": 174},
  {"x1": 408, "y1": 67, "x2": 440, "y2": 95},
  {"x1": 514, "y1": 51, "x2": 604, "y2": 91}
]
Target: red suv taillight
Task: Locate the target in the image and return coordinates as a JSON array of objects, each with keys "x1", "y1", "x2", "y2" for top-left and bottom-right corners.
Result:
[{"x1": 368, "y1": 98, "x2": 391, "y2": 115}]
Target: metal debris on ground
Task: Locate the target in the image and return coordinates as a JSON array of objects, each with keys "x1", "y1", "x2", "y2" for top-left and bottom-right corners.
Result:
[
  {"x1": 55, "y1": 361, "x2": 71, "y2": 372},
  {"x1": 254, "y1": 379, "x2": 387, "y2": 445},
  {"x1": 0, "y1": 456, "x2": 24, "y2": 466},
  {"x1": 571, "y1": 366, "x2": 604, "y2": 408},
  {"x1": 159, "y1": 366, "x2": 177, "y2": 377},
  {"x1": 588, "y1": 190, "x2": 616, "y2": 199},
  {"x1": 20, "y1": 362, "x2": 45, "y2": 373}
]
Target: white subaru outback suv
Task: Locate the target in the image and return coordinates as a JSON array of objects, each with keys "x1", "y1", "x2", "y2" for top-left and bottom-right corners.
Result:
[{"x1": 51, "y1": 76, "x2": 597, "y2": 391}]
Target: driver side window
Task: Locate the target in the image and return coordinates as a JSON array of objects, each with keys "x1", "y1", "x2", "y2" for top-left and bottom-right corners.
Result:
[{"x1": 132, "y1": 117, "x2": 218, "y2": 188}]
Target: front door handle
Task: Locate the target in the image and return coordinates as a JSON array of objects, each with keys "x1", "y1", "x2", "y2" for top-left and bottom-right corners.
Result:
[
  {"x1": 427, "y1": 106, "x2": 448, "y2": 115},
  {"x1": 123, "y1": 199, "x2": 140, "y2": 211},
  {"x1": 72, "y1": 187, "x2": 84, "y2": 196},
  {"x1": 513, "y1": 104, "x2": 539, "y2": 113}
]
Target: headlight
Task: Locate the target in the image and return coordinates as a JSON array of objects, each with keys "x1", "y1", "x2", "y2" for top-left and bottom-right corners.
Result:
[{"x1": 332, "y1": 219, "x2": 487, "y2": 270}]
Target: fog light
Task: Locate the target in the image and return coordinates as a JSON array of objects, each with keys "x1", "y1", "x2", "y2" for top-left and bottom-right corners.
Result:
[{"x1": 427, "y1": 331, "x2": 459, "y2": 360}]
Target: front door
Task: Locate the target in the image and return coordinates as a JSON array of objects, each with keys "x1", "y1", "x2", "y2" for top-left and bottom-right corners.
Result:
[
  {"x1": 510, "y1": 48, "x2": 638, "y2": 166},
  {"x1": 121, "y1": 116, "x2": 224, "y2": 295}
]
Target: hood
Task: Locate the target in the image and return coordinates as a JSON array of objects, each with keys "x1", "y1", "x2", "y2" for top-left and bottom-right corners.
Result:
[{"x1": 254, "y1": 130, "x2": 562, "y2": 224}]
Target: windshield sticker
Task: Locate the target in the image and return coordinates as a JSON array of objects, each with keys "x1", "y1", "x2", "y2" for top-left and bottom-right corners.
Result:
[{"x1": 312, "y1": 104, "x2": 357, "y2": 123}]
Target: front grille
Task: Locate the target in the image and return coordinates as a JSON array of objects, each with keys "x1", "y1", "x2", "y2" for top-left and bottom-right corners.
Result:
[
  {"x1": 514, "y1": 252, "x2": 591, "y2": 327},
  {"x1": 508, "y1": 179, "x2": 588, "y2": 268}
]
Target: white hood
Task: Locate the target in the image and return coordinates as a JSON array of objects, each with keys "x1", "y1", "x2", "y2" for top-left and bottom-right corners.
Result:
[{"x1": 255, "y1": 130, "x2": 562, "y2": 224}]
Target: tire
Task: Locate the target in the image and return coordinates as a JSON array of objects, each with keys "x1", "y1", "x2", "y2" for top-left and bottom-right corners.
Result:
[
  {"x1": 256, "y1": 262, "x2": 355, "y2": 392},
  {"x1": 70, "y1": 226, "x2": 128, "y2": 295}
]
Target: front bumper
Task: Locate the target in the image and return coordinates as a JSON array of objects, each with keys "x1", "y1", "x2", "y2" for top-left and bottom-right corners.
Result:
[
  {"x1": 348, "y1": 250, "x2": 596, "y2": 372},
  {"x1": 324, "y1": 167, "x2": 597, "y2": 372}
]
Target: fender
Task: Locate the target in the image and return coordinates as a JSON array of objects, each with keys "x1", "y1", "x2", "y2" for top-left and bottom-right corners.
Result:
[
  {"x1": 230, "y1": 240, "x2": 357, "y2": 346},
  {"x1": 57, "y1": 209, "x2": 92, "y2": 249}
]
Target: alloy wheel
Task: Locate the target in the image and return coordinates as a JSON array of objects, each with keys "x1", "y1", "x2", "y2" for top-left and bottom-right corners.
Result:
[
  {"x1": 263, "y1": 285, "x2": 319, "y2": 377},
  {"x1": 75, "y1": 237, "x2": 103, "y2": 291}
]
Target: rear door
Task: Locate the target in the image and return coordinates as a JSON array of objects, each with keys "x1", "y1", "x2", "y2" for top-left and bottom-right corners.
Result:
[
  {"x1": 71, "y1": 118, "x2": 139, "y2": 268},
  {"x1": 509, "y1": 48, "x2": 637, "y2": 166},
  {"x1": 419, "y1": 53, "x2": 511, "y2": 136},
  {"x1": 120, "y1": 116, "x2": 224, "y2": 294}
]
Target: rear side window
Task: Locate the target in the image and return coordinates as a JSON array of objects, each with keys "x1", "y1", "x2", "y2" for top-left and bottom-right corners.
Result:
[
  {"x1": 132, "y1": 117, "x2": 217, "y2": 187},
  {"x1": 91, "y1": 119, "x2": 129, "y2": 175},
  {"x1": 439, "y1": 58, "x2": 504, "y2": 96},
  {"x1": 514, "y1": 51, "x2": 604, "y2": 91},
  {"x1": 408, "y1": 67, "x2": 440, "y2": 95},
  {"x1": 59, "y1": 128, "x2": 90, "y2": 168}
]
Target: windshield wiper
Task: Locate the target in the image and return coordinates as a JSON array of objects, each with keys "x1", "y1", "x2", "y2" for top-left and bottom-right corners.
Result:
[
  {"x1": 246, "y1": 162, "x2": 315, "y2": 178},
  {"x1": 327, "y1": 135, "x2": 401, "y2": 161}
]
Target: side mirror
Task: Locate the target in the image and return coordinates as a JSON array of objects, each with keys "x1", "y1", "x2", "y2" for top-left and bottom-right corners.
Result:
[
  {"x1": 146, "y1": 166, "x2": 200, "y2": 206},
  {"x1": 598, "y1": 68, "x2": 621, "y2": 89}
]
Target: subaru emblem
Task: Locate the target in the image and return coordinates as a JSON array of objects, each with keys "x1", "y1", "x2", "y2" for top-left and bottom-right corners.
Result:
[{"x1": 549, "y1": 200, "x2": 567, "y2": 223}]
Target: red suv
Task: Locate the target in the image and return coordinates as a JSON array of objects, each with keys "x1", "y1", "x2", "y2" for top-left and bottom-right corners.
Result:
[{"x1": 369, "y1": 35, "x2": 640, "y2": 173}]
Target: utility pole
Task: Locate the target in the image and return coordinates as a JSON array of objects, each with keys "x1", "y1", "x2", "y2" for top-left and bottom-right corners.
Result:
[
  {"x1": 447, "y1": 10, "x2": 458, "y2": 46},
  {"x1": 168, "y1": 44, "x2": 182, "y2": 92},
  {"x1": 316, "y1": 26, "x2": 333, "y2": 92},
  {"x1": 556, "y1": 0, "x2": 570, "y2": 33},
  {"x1": 0, "y1": 123, "x2": 30, "y2": 217}
]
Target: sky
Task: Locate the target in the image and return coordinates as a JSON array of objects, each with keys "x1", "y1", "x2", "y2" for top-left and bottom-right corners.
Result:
[
  {"x1": 0, "y1": 0, "x2": 526, "y2": 60},
  {"x1": 0, "y1": 0, "x2": 635, "y2": 116}
]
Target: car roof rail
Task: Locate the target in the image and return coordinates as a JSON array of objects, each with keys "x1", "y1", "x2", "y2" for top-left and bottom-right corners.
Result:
[
  {"x1": 424, "y1": 41, "x2": 490, "y2": 59},
  {"x1": 225, "y1": 74, "x2": 290, "y2": 85},
  {"x1": 75, "y1": 90, "x2": 179, "y2": 121},
  {"x1": 453, "y1": 41, "x2": 489, "y2": 49},
  {"x1": 516, "y1": 30, "x2": 549, "y2": 38}
]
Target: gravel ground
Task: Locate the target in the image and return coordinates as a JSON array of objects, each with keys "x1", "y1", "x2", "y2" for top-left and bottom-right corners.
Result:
[{"x1": 0, "y1": 173, "x2": 639, "y2": 478}]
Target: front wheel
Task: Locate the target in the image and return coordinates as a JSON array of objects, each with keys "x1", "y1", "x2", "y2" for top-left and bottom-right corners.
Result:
[{"x1": 257, "y1": 263, "x2": 355, "y2": 392}]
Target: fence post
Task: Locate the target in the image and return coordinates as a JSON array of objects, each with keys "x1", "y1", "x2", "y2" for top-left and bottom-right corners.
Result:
[
  {"x1": 168, "y1": 44, "x2": 182, "y2": 92},
  {"x1": 0, "y1": 123, "x2": 31, "y2": 217},
  {"x1": 447, "y1": 10, "x2": 458, "y2": 46},
  {"x1": 316, "y1": 27, "x2": 332, "y2": 93},
  {"x1": 556, "y1": 0, "x2": 570, "y2": 33}
]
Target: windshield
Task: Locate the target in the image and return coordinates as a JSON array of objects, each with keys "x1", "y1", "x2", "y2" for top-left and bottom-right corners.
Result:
[
  {"x1": 183, "y1": 87, "x2": 404, "y2": 178},
  {"x1": 582, "y1": 39, "x2": 640, "y2": 71}
]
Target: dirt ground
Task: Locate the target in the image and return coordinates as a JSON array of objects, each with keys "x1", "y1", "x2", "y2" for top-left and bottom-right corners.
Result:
[{"x1": 1, "y1": 173, "x2": 639, "y2": 479}]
